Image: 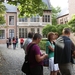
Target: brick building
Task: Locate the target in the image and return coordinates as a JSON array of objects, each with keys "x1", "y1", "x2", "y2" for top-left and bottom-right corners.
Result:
[
  {"x1": 0, "y1": 0, "x2": 52, "y2": 44},
  {"x1": 0, "y1": 3, "x2": 17, "y2": 44},
  {"x1": 57, "y1": 0, "x2": 75, "y2": 24},
  {"x1": 57, "y1": 8, "x2": 69, "y2": 24}
]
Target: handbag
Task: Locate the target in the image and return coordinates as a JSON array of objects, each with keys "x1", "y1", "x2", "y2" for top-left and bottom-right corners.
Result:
[
  {"x1": 43, "y1": 57, "x2": 49, "y2": 67},
  {"x1": 21, "y1": 44, "x2": 35, "y2": 74}
]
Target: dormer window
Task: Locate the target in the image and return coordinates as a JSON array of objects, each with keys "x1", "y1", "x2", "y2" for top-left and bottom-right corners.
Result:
[{"x1": 42, "y1": 15, "x2": 50, "y2": 22}]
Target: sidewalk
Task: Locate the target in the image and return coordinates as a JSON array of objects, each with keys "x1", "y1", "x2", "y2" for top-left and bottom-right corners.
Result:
[
  {"x1": 0, "y1": 44, "x2": 75, "y2": 75},
  {"x1": 0, "y1": 44, "x2": 49, "y2": 75}
]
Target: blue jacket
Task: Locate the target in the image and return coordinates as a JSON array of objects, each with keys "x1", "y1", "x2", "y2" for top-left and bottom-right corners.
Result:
[{"x1": 54, "y1": 36, "x2": 75, "y2": 64}]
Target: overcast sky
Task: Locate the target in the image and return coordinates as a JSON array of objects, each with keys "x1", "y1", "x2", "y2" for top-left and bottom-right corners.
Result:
[{"x1": 50, "y1": 0, "x2": 68, "y2": 9}]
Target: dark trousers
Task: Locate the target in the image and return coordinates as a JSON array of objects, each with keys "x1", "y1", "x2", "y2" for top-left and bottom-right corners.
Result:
[
  {"x1": 7, "y1": 43, "x2": 9, "y2": 48},
  {"x1": 30, "y1": 65, "x2": 43, "y2": 75},
  {"x1": 20, "y1": 43, "x2": 23, "y2": 48},
  {"x1": 13, "y1": 43, "x2": 16, "y2": 49}
]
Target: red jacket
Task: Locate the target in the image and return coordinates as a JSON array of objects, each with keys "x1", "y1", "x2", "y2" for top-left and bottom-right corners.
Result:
[{"x1": 20, "y1": 38, "x2": 24, "y2": 43}]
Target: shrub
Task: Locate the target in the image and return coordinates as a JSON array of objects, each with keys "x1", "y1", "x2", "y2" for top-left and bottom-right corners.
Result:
[
  {"x1": 42, "y1": 24, "x2": 69, "y2": 36},
  {"x1": 39, "y1": 40, "x2": 47, "y2": 51}
]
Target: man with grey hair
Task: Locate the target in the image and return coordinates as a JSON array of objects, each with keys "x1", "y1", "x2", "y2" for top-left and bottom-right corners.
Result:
[
  {"x1": 22, "y1": 32, "x2": 33, "y2": 54},
  {"x1": 54, "y1": 27, "x2": 75, "y2": 75}
]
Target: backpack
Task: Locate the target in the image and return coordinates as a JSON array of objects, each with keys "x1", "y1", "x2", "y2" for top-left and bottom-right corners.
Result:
[{"x1": 21, "y1": 44, "x2": 35, "y2": 74}]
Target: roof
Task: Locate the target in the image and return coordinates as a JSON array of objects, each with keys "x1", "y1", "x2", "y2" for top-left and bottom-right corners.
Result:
[
  {"x1": 42, "y1": 0, "x2": 52, "y2": 10},
  {"x1": 3, "y1": 0, "x2": 51, "y2": 12},
  {"x1": 57, "y1": 7, "x2": 69, "y2": 18},
  {"x1": 3, "y1": 3, "x2": 17, "y2": 12}
]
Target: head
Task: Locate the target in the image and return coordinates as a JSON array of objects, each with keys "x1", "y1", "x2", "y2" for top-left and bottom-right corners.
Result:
[
  {"x1": 62, "y1": 28, "x2": 71, "y2": 37},
  {"x1": 54, "y1": 32, "x2": 59, "y2": 39},
  {"x1": 47, "y1": 32, "x2": 55, "y2": 41},
  {"x1": 16, "y1": 36, "x2": 18, "y2": 38},
  {"x1": 28, "y1": 32, "x2": 33, "y2": 38},
  {"x1": 13, "y1": 37, "x2": 15, "y2": 40},
  {"x1": 33, "y1": 33, "x2": 42, "y2": 44}
]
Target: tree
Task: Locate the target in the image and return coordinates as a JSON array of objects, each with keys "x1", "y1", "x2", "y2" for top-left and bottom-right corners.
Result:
[
  {"x1": 68, "y1": 14, "x2": 75, "y2": 32},
  {"x1": 51, "y1": 6, "x2": 61, "y2": 25},
  {"x1": 42, "y1": 24, "x2": 57, "y2": 36},
  {"x1": 1, "y1": 0, "x2": 48, "y2": 17},
  {"x1": 42, "y1": 24, "x2": 69, "y2": 36},
  {"x1": 0, "y1": 3, "x2": 6, "y2": 24}
]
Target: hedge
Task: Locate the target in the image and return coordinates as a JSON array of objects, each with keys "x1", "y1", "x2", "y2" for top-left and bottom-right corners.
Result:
[{"x1": 39, "y1": 38, "x2": 47, "y2": 51}]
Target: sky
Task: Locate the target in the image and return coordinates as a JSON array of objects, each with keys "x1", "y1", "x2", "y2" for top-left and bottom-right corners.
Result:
[{"x1": 50, "y1": 0, "x2": 68, "y2": 9}]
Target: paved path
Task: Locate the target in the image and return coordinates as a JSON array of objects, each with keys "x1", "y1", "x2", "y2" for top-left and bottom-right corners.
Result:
[
  {"x1": 0, "y1": 44, "x2": 49, "y2": 75},
  {"x1": 0, "y1": 44, "x2": 75, "y2": 75}
]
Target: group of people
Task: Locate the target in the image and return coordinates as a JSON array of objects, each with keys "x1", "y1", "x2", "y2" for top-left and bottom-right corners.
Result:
[
  {"x1": 6, "y1": 36, "x2": 25, "y2": 49},
  {"x1": 6, "y1": 36, "x2": 18, "y2": 49},
  {"x1": 22, "y1": 27, "x2": 75, "y2": 75}
]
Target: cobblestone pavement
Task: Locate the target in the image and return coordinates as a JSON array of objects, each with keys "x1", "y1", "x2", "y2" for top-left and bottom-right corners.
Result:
[
  {"x1": 0, "y1": 44, "x2": 50, "y2": 75},
  {"x1": 0, "y1": 44, "x2": 75, "y2": 75}
]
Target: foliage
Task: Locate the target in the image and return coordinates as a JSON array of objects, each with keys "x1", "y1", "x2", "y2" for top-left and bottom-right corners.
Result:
[
  {"x1": 0, "y1": 15, "x2": 6, "y2": 24},
  {"x1": 0, "y1": 3, "x2": 6, "y2": 24},
  {"x1": 42, "y1": 24, "x2": 69, "y2": 36},
  {"x1": 39, "y1": 40, "x2": 46, "y2": 50},
  {"x1": 55, "y1": 24, "x2": 69, "y2": 35},
  {"x1": 42, "y1": 24, "x2": 57, "y2": 36},
  {"x1": 4, "y1": 0, "x2": 48, "y2": 17},
  {"x1": 68, "y1": 14, "x2": 75, "y2": 24},
  {"x1": 68, "y1": 14, "x2": 75, "y2": 32},
  {"x1": 51, "y1": 6, "x2": 61, "y2": 25}
]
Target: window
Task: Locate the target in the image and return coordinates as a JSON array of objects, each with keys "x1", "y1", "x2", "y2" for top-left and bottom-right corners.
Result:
[
  {"x1": 48, "y1": 15, "x2": 50, "y2": 22},
  {"x1": 9, "y1": 16, "x2": 14, "y2": 25},
  {"x1": 64, "y1": 17, "x2": 68, "y2": 24},
  {"x1": 19, "y1": 28, "x2": 27, "y2": 38},
  {"x1": 9, "y1": 29, "x2": 14, "y2": 38},
  {"x1": 19, "y1": 17, "x2": 27, "y2": 22},
  {"x1": 30, "y1": 15, "x2": 39, "y2": 22},
  {"x1": 60, "y1": 19, "x2": 63, "y2": 24},
  {"x1": 42, "y1": 15, "x2": 50, "y2": 22},
  {"x1": 0, "y1": 30, "x2": 5, "y2": 39}
]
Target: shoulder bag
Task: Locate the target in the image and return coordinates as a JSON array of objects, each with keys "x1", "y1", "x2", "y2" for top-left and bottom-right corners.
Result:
[{"x1": 21, "y1": 43, "x2": 35, "y2": 74}]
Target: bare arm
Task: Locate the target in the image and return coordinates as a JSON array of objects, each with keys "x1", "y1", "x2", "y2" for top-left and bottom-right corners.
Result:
[
  {"x1": 48, "y1": 45, "x2": 54, "y2": 52},
  {"x1": 35, "y1": 54, "x2": 48, "y2": 62}
]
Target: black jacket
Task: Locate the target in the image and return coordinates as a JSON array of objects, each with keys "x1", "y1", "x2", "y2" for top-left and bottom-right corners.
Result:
[{"x1": 54, "y1": 36, "x2": 75, "y2": 64}]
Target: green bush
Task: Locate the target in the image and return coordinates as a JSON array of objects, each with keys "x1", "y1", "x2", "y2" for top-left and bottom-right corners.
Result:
[
  {"x1": 39, "y1": 40, "x2": 47, "y2": 51},
  {"x1": 42, "y1": 24, "x2": 70, "y2": 36}
]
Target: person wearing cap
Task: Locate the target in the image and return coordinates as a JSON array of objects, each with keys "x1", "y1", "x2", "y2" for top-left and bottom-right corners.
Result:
[{"x1": 54, "y1": 27, "x2": 75, "y2": 75}]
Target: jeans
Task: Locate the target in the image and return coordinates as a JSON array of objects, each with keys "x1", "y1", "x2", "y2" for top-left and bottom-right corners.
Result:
[{"x1": 13, "y1": 43, "x2": 16, "y2": 49}]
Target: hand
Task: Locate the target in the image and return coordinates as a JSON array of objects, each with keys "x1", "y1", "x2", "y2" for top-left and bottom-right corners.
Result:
[
  {"x1": 41, "y1": 52, "x2": 46, "y2": 55},
  {"x1": 44, "y1": 54, "x2": 48, "y2": 58}
]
